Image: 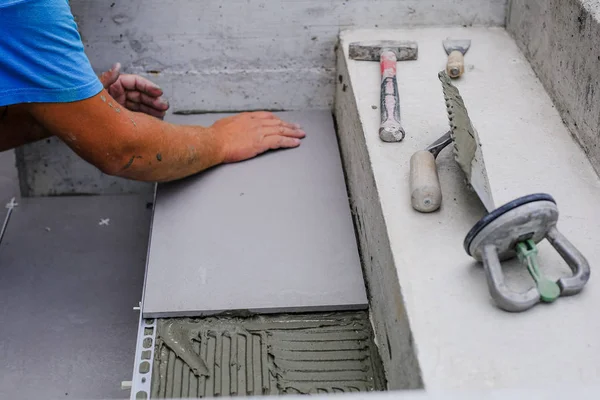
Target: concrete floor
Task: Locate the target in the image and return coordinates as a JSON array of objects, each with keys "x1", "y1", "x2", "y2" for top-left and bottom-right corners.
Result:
[{"x1": 0, "y1": 150, "x2": 152, "y2": 399}]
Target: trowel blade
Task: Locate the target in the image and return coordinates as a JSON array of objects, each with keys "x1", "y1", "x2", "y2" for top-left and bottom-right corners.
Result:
[
  {"x1": 443, "y1": 39, "x2": 471, "y2": 55},
  {"x1": 438, "y1": 71, "x2": 494, "y2": 211}
]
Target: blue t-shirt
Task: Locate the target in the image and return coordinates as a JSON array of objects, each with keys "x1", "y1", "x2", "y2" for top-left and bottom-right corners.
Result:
[{"x1": 0, "y1": 0, "x2": 103, "y2": 106}]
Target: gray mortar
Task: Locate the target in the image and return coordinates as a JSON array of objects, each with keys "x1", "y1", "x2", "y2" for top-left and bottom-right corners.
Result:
[
  {"x1": 158, "y1": 320, "x2": 210, "y2": 377},
  {"x1": 151, "y1": 311, "x2": 385, "y2": 398}
]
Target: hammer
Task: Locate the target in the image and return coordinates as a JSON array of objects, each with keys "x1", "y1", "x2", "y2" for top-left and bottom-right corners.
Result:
[{"x1": 349, "y1": 40, "x2": 418, "y2": 142}]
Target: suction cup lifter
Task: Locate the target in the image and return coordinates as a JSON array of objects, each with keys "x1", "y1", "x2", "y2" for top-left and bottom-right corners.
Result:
[{"x1": 464, "y1": 194, "x2": 591, "y2": 312}]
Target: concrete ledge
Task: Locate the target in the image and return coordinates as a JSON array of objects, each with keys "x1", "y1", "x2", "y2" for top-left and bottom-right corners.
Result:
[
  {"x1": 336, "y1": 27, "x2": 600, "y2": 390},
  {"x1": 507, "y1": 0, "x2": 600, "y2": 175},
  {"x1": 335, "y1": 49, "x2": 423, "y2": 390}
]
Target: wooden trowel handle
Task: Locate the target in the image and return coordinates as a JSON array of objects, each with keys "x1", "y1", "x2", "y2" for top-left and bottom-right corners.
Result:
[
  {"x1": 446, "y1": 50, "x2": 464, "y2": 79},
  {"x1": 410, "y1": 150, "x2": 442, "y2": 213}
]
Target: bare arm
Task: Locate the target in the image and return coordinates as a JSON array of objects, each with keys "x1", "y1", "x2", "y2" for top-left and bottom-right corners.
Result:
[
  {"x1": 0, "y1": 105, "x2": 52, "y2": 151},
  {"x1": 0, "y1": 64, "x2": 170, "y2": 152},
  {"x1": 21, "y1": 90, "x2": 304, "y2": 182}
]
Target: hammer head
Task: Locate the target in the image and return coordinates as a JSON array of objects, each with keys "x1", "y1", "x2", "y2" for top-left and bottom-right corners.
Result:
[
  {"x1": 349, "y1": 40, "x2": 418, "y2": 61},
  {"x1": 443, "y1": 39, "x2": 471, "y2": 55}
]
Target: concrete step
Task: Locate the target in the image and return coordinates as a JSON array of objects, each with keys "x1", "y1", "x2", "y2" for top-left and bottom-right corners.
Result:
[{"x1": 335, "y1": 27, "x2": 600, "y2": 390}]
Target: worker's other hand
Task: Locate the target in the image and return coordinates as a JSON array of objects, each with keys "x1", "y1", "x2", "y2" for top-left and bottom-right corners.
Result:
[
  {"x1": 211, "y1": 112, "x2": 306, "y2": 163},
  {"x1": 99, "y1": 63, "x2": 169, "y2": 119}
]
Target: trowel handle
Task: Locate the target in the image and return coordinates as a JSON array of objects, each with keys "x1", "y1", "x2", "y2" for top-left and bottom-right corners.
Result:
[
  {"x1": 409, "y1": 150, "x2": 442, "y2": 212},
  {"x1": 379, "y1": 50, "x2": 405, "y2": 142},
  {"x1": 446, "y1": 50, "x2": 464, "y2": 79}
]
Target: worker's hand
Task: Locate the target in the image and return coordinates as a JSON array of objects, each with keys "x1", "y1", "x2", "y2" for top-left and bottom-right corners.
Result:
[
  {"x1": 211, "y1": 112, "x2": 306, "y2": 163},
  {"x1": 99, "y1": 63, "x2": 169, "y2": 119}
]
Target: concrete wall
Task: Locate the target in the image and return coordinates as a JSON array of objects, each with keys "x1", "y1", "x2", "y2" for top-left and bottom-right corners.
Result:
[
  {"x1": 15, "y1": 138, "x2": 151, "y2": 197},
  {"x1": 74, "y1": 0, "x2": 508, "y2": 112},
  {"x1": 507, "y1": 0, "x2": 600, "y2": 176},
  {"x1": 19, "y1": 0, "x2": 508, "y2": 196}
]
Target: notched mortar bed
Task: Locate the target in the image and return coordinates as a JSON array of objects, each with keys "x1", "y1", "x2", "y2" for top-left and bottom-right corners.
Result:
[{"x1": 151, "y1": 311, "x2": 386, "y2": 398}]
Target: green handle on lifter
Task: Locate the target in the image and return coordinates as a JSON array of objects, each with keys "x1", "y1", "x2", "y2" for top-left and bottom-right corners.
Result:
[{"x1": 516, "y1": 240, "x2": 561, "y2": 303}]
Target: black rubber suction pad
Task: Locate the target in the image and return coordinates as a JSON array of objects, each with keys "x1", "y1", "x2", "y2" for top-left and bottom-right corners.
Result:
[{"x1": 464, "y1": 193, "x2": 556, "y2": 258}]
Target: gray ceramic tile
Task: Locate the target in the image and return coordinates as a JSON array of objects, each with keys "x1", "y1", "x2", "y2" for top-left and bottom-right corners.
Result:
[
  {"x1": 0, "y1": 194, "x2": 152, "y2": 399},
  {"x1": 143, "y1": 111, "x2": 367, "y2": 317}
]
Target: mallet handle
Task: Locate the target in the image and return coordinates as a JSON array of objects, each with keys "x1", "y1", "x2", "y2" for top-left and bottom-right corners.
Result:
[{"x1": 410, "y1": 150, "x2": 442, "y2": 212}]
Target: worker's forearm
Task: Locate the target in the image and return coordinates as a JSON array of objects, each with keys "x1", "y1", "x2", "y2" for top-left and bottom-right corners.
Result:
[
  {"x1": 26, "y1": 90, "x2": 305, "y2": 182},
  {"x1": 27, "y1": 92, "x2": 225, "y2": 182},
  {"x1": 112, "y1": 111, "x2": 224, "y2": 182},
  {"x1": 0, "y1": 105, "x2": 53, "y2": 151}
]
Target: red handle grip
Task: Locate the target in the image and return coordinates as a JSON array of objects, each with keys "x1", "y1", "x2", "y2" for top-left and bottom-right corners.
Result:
[{"x1": 380, "y1": 51, "x2": 397, "y2": 78}]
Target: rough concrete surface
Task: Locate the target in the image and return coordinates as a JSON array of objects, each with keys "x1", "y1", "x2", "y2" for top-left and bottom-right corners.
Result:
[
  {"x1": 507, "y1": 0, "x2": 600, "y2": 177},
  {"x1": 0, "y1": 193, "x2": 152, "y2": 399},
  {"x1": 337, "y1": 27, "x2": 600, "y2": 390},
  {"x1": 0, "y1": 150, "x2": 19, "y2": 204},
  {"x1": 335, "y1": 50, "x2": 424, "y2": 391},
  {"x1": 143, "y1": 111, "x2": 367, "y2": 318},
  {"x1": 151, "y1": 312, "x2": 385, "y2": 398},
  {"x1": 17, "y1": 0, "x2": 508, "y2": 197},
  {"x1": 15, "y1": 137, "x2": 153, "y2": 197},
  {"x1": 73, "y1": 0, "x2": 508, "y2": 112}
]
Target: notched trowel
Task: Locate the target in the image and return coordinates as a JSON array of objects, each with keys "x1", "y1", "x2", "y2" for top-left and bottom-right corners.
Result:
[
  {"x1": 439, "y1": 71, "x2": 590, "y2": 312},
  {"x1": 439, "y1": 71, "x2": 493, "y2": 211}
]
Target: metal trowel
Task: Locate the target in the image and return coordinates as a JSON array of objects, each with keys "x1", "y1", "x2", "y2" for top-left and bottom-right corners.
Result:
[
  {"x1": 439, "y1": 71, "x2": 493, "y2": 210},
  {"x1": 438, "y1": 71, "x2": 590, "y2": 312}
]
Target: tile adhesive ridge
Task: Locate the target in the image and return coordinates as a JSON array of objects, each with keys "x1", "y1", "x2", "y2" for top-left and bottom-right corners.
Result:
[{"x1": 151, "y1": 311, "x2": 385, "y2": 397}]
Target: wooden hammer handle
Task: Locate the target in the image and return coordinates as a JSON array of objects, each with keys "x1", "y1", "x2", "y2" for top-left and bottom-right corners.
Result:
[
  {"x1": 446, "y1": 50, "x2": 464, "y2": 79},
  {"x1": 410, "y1": 150, "x2": 442, "y2": 212}
]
